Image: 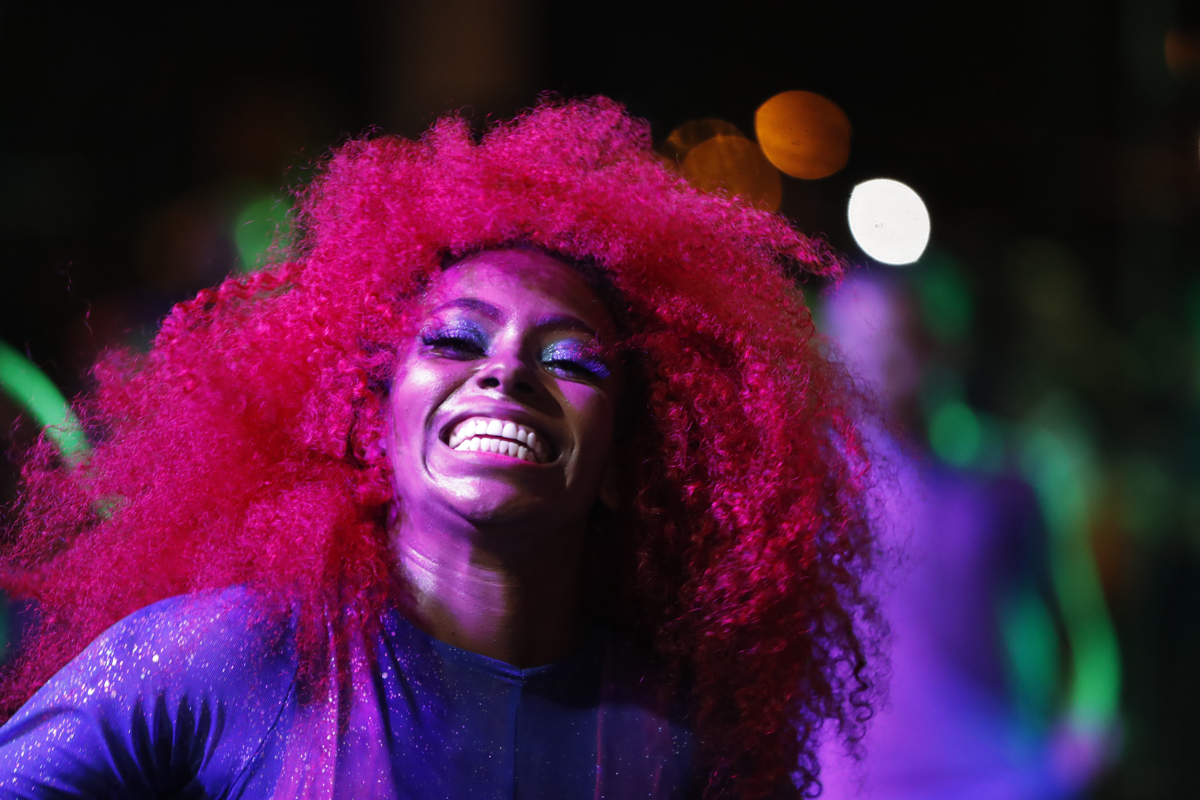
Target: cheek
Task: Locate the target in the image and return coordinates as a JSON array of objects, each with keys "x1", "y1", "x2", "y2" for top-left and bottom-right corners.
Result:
[
  {"x1": 563, "y1": 387, "x2": 617, "y2": 450},
  {"x1": 389, "y1": 364, "x2": 454, "y2": 449}
]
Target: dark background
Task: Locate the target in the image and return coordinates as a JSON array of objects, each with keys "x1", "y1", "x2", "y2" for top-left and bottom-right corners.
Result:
[{"x1": 2, "y1": 1, "x2": 1198, "y2": 796}]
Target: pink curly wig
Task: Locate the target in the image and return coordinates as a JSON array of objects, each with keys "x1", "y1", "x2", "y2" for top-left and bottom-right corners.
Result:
[{"x1": 1, "y1": 97, "x2": 877, "y2": 799}]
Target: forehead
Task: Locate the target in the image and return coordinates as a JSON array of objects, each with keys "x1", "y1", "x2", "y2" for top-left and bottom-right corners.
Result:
[{"x1": 425, "y1": 249, "x2": 614, "y2": 332}]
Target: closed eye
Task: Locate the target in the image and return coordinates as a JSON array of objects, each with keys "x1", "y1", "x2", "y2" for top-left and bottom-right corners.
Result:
[
  {"x1": 421, "y1": 327, "x2": 487, "y2": 359},
  {"x1": 541, "y1": 343, "x2": 611, "y2": 380},
  {"x1": 544, "y1": 358, "x2": 594, "y2": 377}
]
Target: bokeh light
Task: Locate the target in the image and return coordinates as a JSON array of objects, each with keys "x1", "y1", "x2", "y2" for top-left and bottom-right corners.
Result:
[
  {"x1": 1165, "y1": 31, "x2": 1200, "y2": 78},
  {"x1": 0, "y1": 340, "x2": 89, "y2": 464},
  {"x1": 661, "y1": 118, "x2": 744, "y2": 162},
  {"x1": 755, "y1": 90, "x2": 851, "y2": 179},
  {"x1": 1018, "y1": 401, "x2": 1121, "y2": 735},
  {"x1": 914, "y1": 252, "x2": 973, "y2": 343},
  {"x1": 847, "y1": 178, "x2": 931, "y2": 265},
  {"x1": 998, "y1": 574, "x2": 1061, "y2": 733},
  {"x1": 681, "y1": 134, "x2": 782, "y2": 212},
  {"x1": 234, "y1": 194, "x2": 292, "y2": 271},
  {"x1": 928, "y1": 399, "x2": 982, "y2": 466}
]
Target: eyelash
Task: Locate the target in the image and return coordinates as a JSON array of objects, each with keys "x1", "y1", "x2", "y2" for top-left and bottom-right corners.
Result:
[
  {"x1": 420, "y1": 327, "x2": 610, "y2": 380},
  {"x1": 420, "y1": 326, "x2": 487, "y2": 357},
  {"x1": 541, "y1": 344, "x2": 612, "y2": 380}
]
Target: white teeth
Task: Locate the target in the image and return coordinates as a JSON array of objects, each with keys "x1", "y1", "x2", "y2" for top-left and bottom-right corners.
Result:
[
  {"x1": 452, "y1": 436, "x2": 538, "y2": 463},
  {"x1": 446, "y1": 416, "x2": 549, "y2": 463}
]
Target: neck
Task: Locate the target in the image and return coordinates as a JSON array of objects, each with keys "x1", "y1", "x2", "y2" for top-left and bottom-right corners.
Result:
[{"x1": 391, "y1": 515, "x2": 586, "y2": 668}]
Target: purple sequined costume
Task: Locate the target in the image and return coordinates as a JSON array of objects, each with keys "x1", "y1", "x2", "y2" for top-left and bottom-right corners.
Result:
[{"x1": 0, "y1": 590, "x2": 696, "y2": 798}]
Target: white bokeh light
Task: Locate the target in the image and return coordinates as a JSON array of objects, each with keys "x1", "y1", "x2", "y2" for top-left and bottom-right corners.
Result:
[{"x1": 847, "y1": 178, "x2": 931, "y2": 265}]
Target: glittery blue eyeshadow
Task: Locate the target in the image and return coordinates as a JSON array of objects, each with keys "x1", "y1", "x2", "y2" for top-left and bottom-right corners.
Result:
[{"x1": 541, "y1": 341, "x2": 611, "y2": 379}]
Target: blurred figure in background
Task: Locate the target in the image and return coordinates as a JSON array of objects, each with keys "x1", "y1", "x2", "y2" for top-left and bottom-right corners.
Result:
[{"x1": 816, "y1": 271, "x2": 1117, "y2": 799}]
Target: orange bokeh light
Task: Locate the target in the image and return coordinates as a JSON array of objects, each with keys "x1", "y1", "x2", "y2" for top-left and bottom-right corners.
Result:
[
  {"x1": 662, "y1": 118, "x2": 744, "y2": 162},
  {"x1": 755, "y1": 90, "x2": 851, "y2": 180},
  {"x1": 681, "y1": 134, "x2": 782, "y2": 211},
  {"x1": 1165, "y1": 31, "x2": 1200, "y2": 77}
]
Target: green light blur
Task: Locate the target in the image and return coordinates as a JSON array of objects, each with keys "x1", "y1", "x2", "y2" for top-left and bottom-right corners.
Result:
[
  {"x1": 234, "y1": 194, "x2": 292, "y2": 272},
  {"x1": 923, "y1": 373, "x2": 1121, "y2": 734},
  {"x1": 927, "y1": 400, "x2": 1007, "y2": 473},
  {"x1": 976, "y1": 413, "x2": 1007, "y2": 473},
  {"x1": 801, "y1": 284, "x2": 824, "y2": 330},
  {"x1": 1019, "y1": 401, "x2": 1121, "y2": 734},
  {"x1": 0, "y1": 340, "x2": 89, "y2": 464},
  {"x1": 915, "y1": 251, "x2": 972, "y2": 344},
  {"x1": 928, "y1": 400, "x2": 981, "y2": 466},
  {"x1": 998, "y1": 577, "x2": 1061, "y2": 733},
  {"x1": 921, "y1": 361, "x2": 1005, "y2": 472}
]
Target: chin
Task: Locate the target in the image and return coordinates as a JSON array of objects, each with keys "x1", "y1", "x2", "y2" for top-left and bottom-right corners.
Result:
[{"x1": 451, "y1": 494, "x2": 553, "y2": 527}]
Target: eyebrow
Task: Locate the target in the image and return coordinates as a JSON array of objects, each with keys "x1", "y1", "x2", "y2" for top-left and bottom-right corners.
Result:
[
  {"x1": 430, "y1": 298, "x2": 598, "y2": 337},
  {"x1": 430, "y1": 298, "x2": 503, "y2": 320},
  {"x1": 532, "y1": 313, "x2": 597, "y2": 337}
]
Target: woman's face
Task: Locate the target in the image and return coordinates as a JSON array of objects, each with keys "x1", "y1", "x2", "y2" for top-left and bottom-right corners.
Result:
[{"x1": 386, "y1": 249, "x2": 622, "y2": 535}]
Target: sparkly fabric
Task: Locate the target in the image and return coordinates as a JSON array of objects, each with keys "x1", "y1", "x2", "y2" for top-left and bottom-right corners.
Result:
[{"x1": 0, "y1": 590, "x2": 696, "y2": 798}]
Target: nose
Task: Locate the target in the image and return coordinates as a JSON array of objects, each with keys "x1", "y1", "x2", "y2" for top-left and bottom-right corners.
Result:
[{"x1": 474, "y1": 350, "x2": 537, "y2": 397}]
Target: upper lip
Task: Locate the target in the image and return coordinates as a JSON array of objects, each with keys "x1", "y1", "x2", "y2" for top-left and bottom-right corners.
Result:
[{"x1": 439, "y1": 406, "x2": 560, "y2": 462}]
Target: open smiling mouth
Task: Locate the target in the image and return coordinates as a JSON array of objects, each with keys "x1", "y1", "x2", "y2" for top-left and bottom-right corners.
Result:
[{"x1": 445, "y1": 417, "x2": 553, "y2": 464}]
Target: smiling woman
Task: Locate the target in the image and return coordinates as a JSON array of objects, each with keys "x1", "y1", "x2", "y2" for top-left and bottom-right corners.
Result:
[
  {"x1": 388, "y1": 250, "x2": 624, "y2": 668},
  {"x1": 0, "y1": 98, "x2": 877, "y2": 800}
]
